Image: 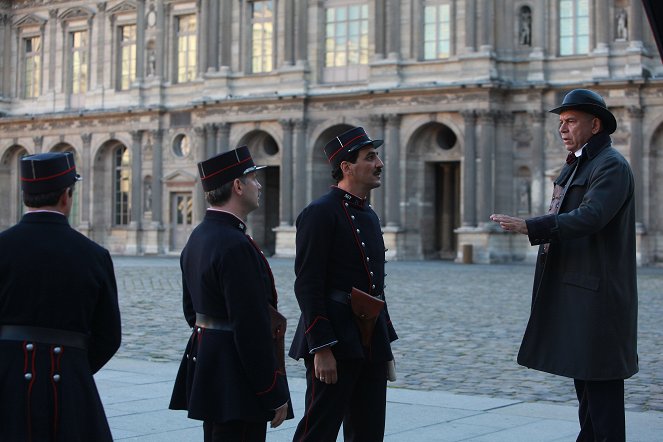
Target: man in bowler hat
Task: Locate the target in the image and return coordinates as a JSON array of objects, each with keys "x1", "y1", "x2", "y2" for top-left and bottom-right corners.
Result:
[
  {"x1": 290, "y1": 127, "x2": 398, "y2": 441},
  {"x1": 491, "y1": 89, "x2": 638, "y2": 441},
  {"x1": 0, "y1": 152, "x2": 122, "y2": 441},
  {"x1": 169, "y1": 146, "x2": 291, "y2": 441}
]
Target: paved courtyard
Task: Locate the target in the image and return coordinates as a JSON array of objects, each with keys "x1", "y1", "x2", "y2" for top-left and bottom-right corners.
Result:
[{"x1": 113, "y1": 256, "x2": 663, "y2": 413}]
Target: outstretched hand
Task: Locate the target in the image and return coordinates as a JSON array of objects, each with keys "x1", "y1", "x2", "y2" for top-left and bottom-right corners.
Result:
[{"x1": 490, "y1": 214, "x2": 528, "y2": 235}]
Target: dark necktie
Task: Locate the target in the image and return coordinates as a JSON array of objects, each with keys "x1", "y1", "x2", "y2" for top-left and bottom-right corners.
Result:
[{"x1": 566, "y1": 152, "x2": 578, "y2": 165}]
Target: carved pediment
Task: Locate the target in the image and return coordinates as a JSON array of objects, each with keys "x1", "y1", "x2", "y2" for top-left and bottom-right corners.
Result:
[
  {"x1": 59, "y1": 6, "x2": 95, "y2": 21},
  {"x1": 163, "y1": 170, "x2": 197, "y2": 185},
  {"x1": 14, "y1": 13, "x2": 46, "y2": 28},
  {"x1": 107, "y1": 0, "x2": 137, "y2": 16}
]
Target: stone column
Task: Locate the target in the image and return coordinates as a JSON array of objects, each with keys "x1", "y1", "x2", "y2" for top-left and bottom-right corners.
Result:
[
  {"x1": 95, "y1": 2, "x2": 107, "y2": 89},
  {"x1": 295, "y1": 0, "x2": 308, "y2": 65},
  {"x1": 155, "y1": 1, "x2": 166, "y2": 78},
  {"x1": 293, "y1": 119, "x2": 308, "y2": 216},
  {"x1": 628, "y1": 106, "x2": 644, "y2": 224},
  {"x1": 0, "y1": 12, "x2": 8, "y2": 98},
  {"x1": 374, "y1": 0, "x2": 386, "y2": 59},
  {"x1": 32, "y1": 135, "x2": 44, "y2": 154},
  {"x1": 204, "y1": 123, "x2": 217, "y2": 159},
  {"x1": 594, "y1": 0, "x2": 609, "y2": 51},
  {"x1": 193, "y1": 126, "x2": 207, "y2": 221},
  {"x1": 464, "y1": 0, "x2": 476, "y2": 52},
  {"x1": 130, "y1": 130, "x2": 144, "y2": 228},
  {"x1": 80, "y1": 133, "x2": 92, "y2": 228},
  {"x1": 216, "y1": 122, "x2": 230, "y2": 153},
  {"x1": 207, "y1": 0, "x2": 219, "y2": 71},
  {"x1": 136, "y1": 0, "x2": 146, "y2": 81},
  {"x1": 477, "y1": 0, "x2": 493, "y2": 51},
  {"x1": 48, "y1": 9, "x2": 58, "y2": 92},
  {"x1": 369, "y1": 114, "x2": 386, "y2": 222},
  {"x1": 279, "y1": 119, "x2": 294, "y2": 225},
  {"x1": 150, "y1": 129, "x2": 163, "y2": 225},
  {"x1": 529, "y1": 111, "x2": 547, "y2": 214},
  {"x1": 198, "y1": 0, "x2": 208, "y2": 75},
  {"x1": 284, "y1": 0, "x2": 295, "y2": 65},
  {"x1": 461, "y1": 110, "x2": 477, "y2": 226},
  {"x1": 385, "y1": 114, "x2": 401, "y2": 227},
  {"x1": 629, "y1": 1, "x2": 644, "y2": 49},
  {"x1": 477, "y1": 110, "x2": 495, "y2": 226},
  {"x1": 386, "y1": 0, "x2": 400, "y2": 58},
  {"x1": 219, "y1": 0, "x2": 232, "y2": 69}
]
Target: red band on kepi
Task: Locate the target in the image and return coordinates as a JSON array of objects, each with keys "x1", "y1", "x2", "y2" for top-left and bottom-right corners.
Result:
[
  {"x1": 323, "y1": 127, "x2": 383, "y2": 170},
  {"x1": 198, "y1": 146, "x2": 266, "y2": 192},
  {"x1": 20, "y1": 152, "x2": 81, "y2": 194}
]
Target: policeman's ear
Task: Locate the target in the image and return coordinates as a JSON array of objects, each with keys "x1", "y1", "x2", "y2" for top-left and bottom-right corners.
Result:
[
  {"x1": 340, "y1": 160, "x2": 354, "y2": 176},
  {"x1": 232, "y1": 178, "x2": 243, "y2": 195}
]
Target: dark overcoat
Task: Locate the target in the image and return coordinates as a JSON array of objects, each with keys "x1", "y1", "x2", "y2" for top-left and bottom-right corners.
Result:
[
  {"x1": 288, "y1": 187, "x2": 398, "y2": 362},
  {"x1": 0, "y1": 212, "x2": 121, "y2": 441},
  {"x1": 522, "y1": 132, "x2": 638, "y2": 381},
  {"x1": 169, "y1": 210, "x2": 292, "y2": 423}
]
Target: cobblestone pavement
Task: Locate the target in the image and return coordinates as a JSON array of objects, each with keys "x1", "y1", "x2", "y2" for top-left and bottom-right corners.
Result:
[{"x1": 113, "y1": 256, "x2": 663, "y2": 412}]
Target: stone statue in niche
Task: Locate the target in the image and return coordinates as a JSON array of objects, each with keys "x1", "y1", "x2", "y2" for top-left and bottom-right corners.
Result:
[
  {"x1": 518, "y1": 178, "x2": 531, "y2": 215},
  {"x1": 519, "y1": 8, "x2": 532, "y2": 46},
  {"x1": 616, "y1": 9, "x2": 628, "y2": 40},
  {"x1": 144, "y1": 182, "x2": 152, "y2": 212},
  {"x1": 147, "y1": 48, "x2": 156, "y2": 77}
]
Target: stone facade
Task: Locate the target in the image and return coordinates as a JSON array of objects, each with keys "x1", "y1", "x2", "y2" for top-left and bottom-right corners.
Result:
[{"x1": 1, "y1": 0, "x2": 663, "y2": 264}]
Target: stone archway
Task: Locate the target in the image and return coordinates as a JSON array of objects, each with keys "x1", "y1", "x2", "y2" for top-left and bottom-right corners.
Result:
[
  {"x1": 649, "y1": 123, "x2": 663, "y2": 263},
  {"x1": 405, "y1": 121, "x2": 462, "y2": 260},
  {"x1": 0, "y1": 145, "x2": 28, "y2": 228},
  {"x1": 238, "y1": 130, "x2": 281, "y2": 255}
]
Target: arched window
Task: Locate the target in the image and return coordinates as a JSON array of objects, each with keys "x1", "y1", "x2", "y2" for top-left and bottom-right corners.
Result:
[{"x1": 113, "y1": 146, "x2": 131, "y2": 225}]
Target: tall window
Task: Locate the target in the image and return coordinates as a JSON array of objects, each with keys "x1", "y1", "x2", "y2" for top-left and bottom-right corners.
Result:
[
  {"x1": 324, "y1": 3, "x2": 369, "y2": 82},
  {"x1": 119, "y1": 24, "x2": 137, "y2": 90},
  {"x1": 424, "y1": 3, "x2": 451, "y2": 60},
  {"x1": 23, "y1": 36, "x2": 41, "y2": 98},
  {"x1": 70, "y1": 30, "x2": 88, "y2": 94},
  {"x1": 251, "y1": 1, "x2": 274, "y2": 73},
  {"x1": 559, "y1": 0, "x2": 589, "y2": 56},
  {"x1": 114, "y1": 147, "x2": 131, "y2": 225},
  {"x1": 176, "y1": 14, "x2": 197, "y2": 83}
]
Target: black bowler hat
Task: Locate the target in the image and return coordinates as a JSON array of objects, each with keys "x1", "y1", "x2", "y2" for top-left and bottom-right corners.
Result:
[
  {"x1": 20, "y1": 152, "x2": 81, "y2": 194},
  {"x1": 324, "y1": 126, "x2": 383, "y2": 169},
  {"x1": 198, "y1": 146, "x2": 266, "y2": 192},
  {"x1": 549, "y1": 89, "x2": 617, "y2": 134}
]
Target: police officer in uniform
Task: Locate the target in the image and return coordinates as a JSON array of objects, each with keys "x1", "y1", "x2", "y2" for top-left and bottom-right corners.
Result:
[
  {"x1": 289, "y1": 127, "x2": 398, "y2": 441},
  {"x1": 169, "y1": 146, "x2": 291, "y2": 442},
  {"x1": 0, "y1": 152, "x2": 122, "y2": 441}
]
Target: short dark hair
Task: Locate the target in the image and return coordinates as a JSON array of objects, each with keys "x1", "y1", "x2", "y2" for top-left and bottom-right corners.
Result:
[
  {"x1": 331, "y1": 149, "x2": 360, "y2": 182},
  {"x1": 205, "y1": 176, "x2": 247, "y2": 205},
  {"x1": 23, "y1": 185, "x2": 73, "y2": 208}
]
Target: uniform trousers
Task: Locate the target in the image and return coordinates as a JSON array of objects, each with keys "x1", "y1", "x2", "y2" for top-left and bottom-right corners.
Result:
[
  {"x1": 293, "y1": 355, "x2": 388, "y2": 442},
  {"x1": 203, "y1": 420, "x2": 266, "y2": 442},
  {"x1": 574, "y1": 378, "x2": 625, "y2": 442}
]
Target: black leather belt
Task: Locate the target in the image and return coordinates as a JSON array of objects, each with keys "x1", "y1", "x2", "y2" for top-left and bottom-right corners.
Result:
[
  {"x1": 0, "y1": 325, "x2": 89, "y2": 350},
  {"x1": 327, "y1": 289, "x2": 384, "y2": 304},
  {"x1": 195, "y1": 313, "x2": 233, "y2": 331}
]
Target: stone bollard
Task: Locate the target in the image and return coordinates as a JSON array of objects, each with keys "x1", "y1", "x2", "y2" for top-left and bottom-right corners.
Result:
[{"x1": 462, "y1": 244, "x2": 473, "y2": 264}]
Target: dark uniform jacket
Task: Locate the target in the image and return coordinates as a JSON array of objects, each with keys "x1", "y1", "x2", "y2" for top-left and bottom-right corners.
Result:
[
  {"x1": 0, "y1": 212, "x2": 121, "y2": 441},
  {"x1": 169, "y1": 210, "x2": 292, "y2": 423},
  {"x1": 521, "y1": 132, "x2": 638, "y2": 381},
  {"x1": 289, "y1": 187, "x2": 398, "y2": 362}
]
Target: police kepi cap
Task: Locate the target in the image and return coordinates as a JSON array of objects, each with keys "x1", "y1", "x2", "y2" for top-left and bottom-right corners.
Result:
[
  {"x1": 324, "y1": 126, "x2": 383, "y2": 169},
  {"x1": 20, "y1": 151, "x2": 81, "y2": 194},
  {"x1": 198, "y1": 146, "x2": 266, "y2": 192},
  {"x1": 549, "y1": 89, "x2": 617, "y2": 134}
]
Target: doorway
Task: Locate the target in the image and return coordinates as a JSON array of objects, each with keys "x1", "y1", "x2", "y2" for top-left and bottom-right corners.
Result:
[
  {"x1": 170, "y1": 192, "x2": 193, "y2": 251},
  {"x1": 434, "y1": 162, "x2": 461, "y2": 259}
]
